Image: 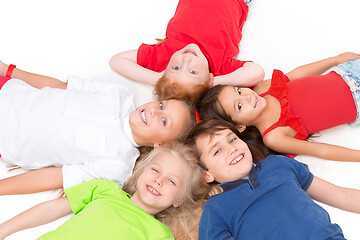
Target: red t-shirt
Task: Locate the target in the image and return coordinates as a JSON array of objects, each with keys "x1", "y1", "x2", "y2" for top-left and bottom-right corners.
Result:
[{"x1": 137, "y1": 0, "x2": 249, "y2": 76}]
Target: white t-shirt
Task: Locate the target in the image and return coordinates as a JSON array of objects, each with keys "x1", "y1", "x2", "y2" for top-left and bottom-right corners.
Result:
[{"x1": 0, "y1": 76, "x2": 139, "y2": 189}]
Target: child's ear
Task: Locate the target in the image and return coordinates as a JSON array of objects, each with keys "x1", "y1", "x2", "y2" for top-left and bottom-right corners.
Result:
[
  {"x1": 209, "y1": 73, "x2": 214, "y2": 87},
  {"x1": 237, "y1": 125, "x2": 246, "y2": 133},
  {"x1": 202, "y1": 170, "x2": 215, "y2": 183},
  {"x1": 173, "y1": 199, "x2": 184, "y2": 208}
]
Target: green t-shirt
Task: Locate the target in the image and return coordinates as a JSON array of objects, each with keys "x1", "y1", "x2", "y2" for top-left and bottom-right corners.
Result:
[{"x1": 38, "y1": 179, "x2": 174, "y2": 240}]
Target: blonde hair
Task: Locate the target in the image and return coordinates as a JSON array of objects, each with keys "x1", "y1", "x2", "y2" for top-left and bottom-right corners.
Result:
[
  {"x1": 123, "y1": 141, "x2": 210, "y2": 240},
  {"x1": 155, "y1": 75, "x2": 210, "y2": 105}
]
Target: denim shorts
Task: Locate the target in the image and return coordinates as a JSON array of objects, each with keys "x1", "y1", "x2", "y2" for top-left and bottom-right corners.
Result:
[{"x1": 332, "y1": 59, "x2": 360, "y2": 126}]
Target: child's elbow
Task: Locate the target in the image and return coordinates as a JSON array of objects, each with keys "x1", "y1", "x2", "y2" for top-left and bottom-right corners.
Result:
[
  {"x1": 252, "y1": 64, "x2": 265, "y2": 84},
  {"x1": 109, "y1": 54, "x2": 119, "y2": 69},
  {"x1": 244, "y1": 62, "x2": 265, "y2": 86}
]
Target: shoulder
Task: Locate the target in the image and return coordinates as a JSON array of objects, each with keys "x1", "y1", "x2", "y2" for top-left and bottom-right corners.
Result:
[
  {"x1": 203, "y1": 191, "x2": 227, "y2": 212},
  {"x1": 259, "y1": 155, "x2": 298, "y2": 169},
  {"x1": 80, "y1": 179, "x2": 122, "y2": 190},
  {"x1": 263, "y1": 128, "x2": 288, "y2": 148},
  {"x1": 260, "y1": 155, "x2": 310, "y2": 175}
]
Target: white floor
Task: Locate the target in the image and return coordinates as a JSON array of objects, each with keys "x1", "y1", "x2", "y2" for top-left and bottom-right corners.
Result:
[{"x1": 0, "y1": 0, "x2": 360, "y2": 239}]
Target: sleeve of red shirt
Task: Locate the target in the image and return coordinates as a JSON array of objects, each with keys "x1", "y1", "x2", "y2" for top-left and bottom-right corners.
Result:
[
  {"x1": 220, "y1": 58, "x2": 251, "y2": 76},
  {"x1": 136, "y1": 43, "x2": 159, "y2": 71},
  {"x1": 137, "y1": 42, "x2": 172, "y2": 72}
]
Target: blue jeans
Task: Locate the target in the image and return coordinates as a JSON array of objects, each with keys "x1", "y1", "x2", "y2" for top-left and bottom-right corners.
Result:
[{"x1": 333, "y1": 59, "x2": 360, "y2": 126}]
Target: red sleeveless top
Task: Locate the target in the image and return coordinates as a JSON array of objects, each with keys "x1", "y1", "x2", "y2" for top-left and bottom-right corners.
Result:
[{"x1": 260, "y1": 70, "x2": 356, "y2": 140}]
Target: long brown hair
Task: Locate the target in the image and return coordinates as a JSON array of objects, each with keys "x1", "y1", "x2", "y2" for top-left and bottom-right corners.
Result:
[{"x1": 195, "y1": 85, "x2": 234, "y2": 122}]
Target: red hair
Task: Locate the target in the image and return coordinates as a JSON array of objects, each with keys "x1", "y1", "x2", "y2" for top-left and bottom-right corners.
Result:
[{"x1": 154, "y1": 75, "x2": 210, "y2": 105}]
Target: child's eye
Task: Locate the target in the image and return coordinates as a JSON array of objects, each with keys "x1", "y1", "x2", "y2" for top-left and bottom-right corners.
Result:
[
  {"x1": 152, "y1": 168, "x2": 159, "y2": 173},
  {"x1": 169, "y1": 179, "x2": 176, "y2": 185},
  {"x1": 173, "y1": 66, "x2": 180, "y2": 70},
  {"x1": 229, "y1": 138, "x2": 237, "y2": 143},
  {"x1": 238, "y1": 103, "x2": 242, "y2": 110},
  {"x1": 237, "y1": 88, "x2": 242, "y2": 95},
  {"x1": 214, "y1": 149, "x2": 220, "y2": 156},
  {"x1": 159, "y1": 102, "x2": 163, "y2": 110},
  {"x1": 190, "y1": 70, "x2": 196, "y2": 74},
  {"x1": 162, "y1": 118, "x2": 167, "y2": 126}
]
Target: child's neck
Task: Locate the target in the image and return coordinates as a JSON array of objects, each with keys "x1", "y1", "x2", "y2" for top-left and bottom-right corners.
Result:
[
  {"x1": 130, "y1": 195, "x2": 159, "y2": 216},
  {"x1": 254, "y1": 95, "x2": 282, "y2": 135}
]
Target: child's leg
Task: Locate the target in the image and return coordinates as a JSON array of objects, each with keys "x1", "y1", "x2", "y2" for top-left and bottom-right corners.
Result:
[
  {"x1": 333, "y1": 59, "x2": 360, "y2": 126},
  {"x1": 0, "y1": 167, "x2": 63, "y2": 195}
]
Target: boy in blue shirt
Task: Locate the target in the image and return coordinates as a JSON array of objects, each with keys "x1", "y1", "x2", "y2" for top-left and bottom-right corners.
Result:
[{"x1": 187, "y1": 119, "x2": 360, "y2": 240}]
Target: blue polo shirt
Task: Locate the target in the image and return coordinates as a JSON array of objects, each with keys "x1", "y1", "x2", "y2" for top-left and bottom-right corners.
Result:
[{"x1": 199, "y1": 155, "x2": 345, "y2": 240}]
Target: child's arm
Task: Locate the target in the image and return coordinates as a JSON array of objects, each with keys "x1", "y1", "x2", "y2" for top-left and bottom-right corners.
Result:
[
  {"x1": 307, "y1": 176, "x2": 360, "y2": 214},
  {"x1": 109, "y1": 50, "x2": 163, "y2": 86},
  {"x1": 264, "y1": 130, "x2": 360, "y2": 162},
  {"x1": 213, "y1": 62, "x2": 264, "y2": 87},
  {"x1": 0, "y1": 167, "x2": 63, "y2": 195},
  {"x1": 0, "y1": 60, "x2": 67, "y2": 89},
  {"x1": 286, "y1": 52, "x2": 360, "y2": 81},
  {"x1": 0, "y1": 197, "x2": 71, "y2": 239}
]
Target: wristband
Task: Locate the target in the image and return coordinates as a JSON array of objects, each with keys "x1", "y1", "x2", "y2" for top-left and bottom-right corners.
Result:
[{"x1": 5, "y1": 64, "x2": 16, "y2": 78}]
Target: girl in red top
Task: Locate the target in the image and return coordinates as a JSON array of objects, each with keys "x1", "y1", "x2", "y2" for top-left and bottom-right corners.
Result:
[
  {"x1": 110, "y1": 0, "x2": 264, "y2": 104},
  {"x1": 197, "y1": 52, "x2": 360, "y2": 162}
]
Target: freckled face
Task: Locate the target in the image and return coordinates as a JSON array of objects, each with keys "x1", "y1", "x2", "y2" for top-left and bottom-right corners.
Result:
[
  {"x1": 129, "y1": 99, "x2": 191, "y2": 146},
  {"x1": 218, "y1": 86, "x2": 266, "y2": 126},
  {"x1": 195, "y1": 129, "x2": 253, "y2": 184},
  {"x1": 164, "y1": 43, "x2": 210, "y2": 85},
  {"x1": 131, "y1": 151, "x2": 188, "y2": 215}
]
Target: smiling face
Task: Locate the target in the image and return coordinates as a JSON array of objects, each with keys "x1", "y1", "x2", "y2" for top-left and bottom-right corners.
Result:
[
  {"x1": 129, "y1": 99, "x2": 191, "y2": 147},
  {"x1": 218, "y1": 86, "x2": 266, "y2": 126},
  {"x1": 195, "y1": 128, "x2": 253, "y2": 184},
  {"x1": 130, "y1": 151, "x2": 187, "y2": 215},
  {"x1": 164, "y1": 43, "x2": 212, "y2": 86}
]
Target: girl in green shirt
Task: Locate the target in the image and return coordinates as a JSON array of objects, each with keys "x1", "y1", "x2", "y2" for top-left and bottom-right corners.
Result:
[{"x1": 0, "y1": 141, "x2": 209, "y2": 240}]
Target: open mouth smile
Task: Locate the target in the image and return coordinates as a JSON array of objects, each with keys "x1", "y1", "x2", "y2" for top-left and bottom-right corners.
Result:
[
  {"x1": 229, "y1": 154, "x2": 244, "y2": 165},
  {"x1": 140, "y1": 110, "x2": 147, "y2": 124},
  {"x1": 254, "y1": 96, "x2": 258, "y2": 108},
  {"x1": 147, "y1": 185, "x2": 161, "y2": 196}
]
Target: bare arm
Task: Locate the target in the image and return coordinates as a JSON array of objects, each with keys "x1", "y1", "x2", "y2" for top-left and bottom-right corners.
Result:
[
  {"x1": 0, "y1": 167, "x2": 63, "y2": 195},
  {"x1": 0, "y1": 197, "x2": 71, "y2": 239},
  {"x1": 0, "y1": 60, "x2": 67, "y2": 89},
  {"x1": 307, "y1": 176, "x2": 360, "y2": 214},
  {"x1": 286, "y1": 52, "x2": 360, "y2": 81},
  {"x1": 109, "y1": 50, "x2": 163, "y2": 86},
  {"x1": 264, "y1": 129, "x2": 360, "y2": 162},
  {"x1": 213, "y1": 62, "x2": 264, "y2": 87}
]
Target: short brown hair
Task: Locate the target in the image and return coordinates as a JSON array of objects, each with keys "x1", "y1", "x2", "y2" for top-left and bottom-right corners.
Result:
[
  {"x1": 154, "y1": 75, "x2": 210, "y2": 105},
  {"x1": 186, "y1": 119, "x2": 280, "y2": 165}
]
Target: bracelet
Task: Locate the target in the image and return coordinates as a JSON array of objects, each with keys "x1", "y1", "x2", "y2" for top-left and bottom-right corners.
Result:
[{"x1": 5, "y1": 64, "x2": 16, "y2": 78}]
